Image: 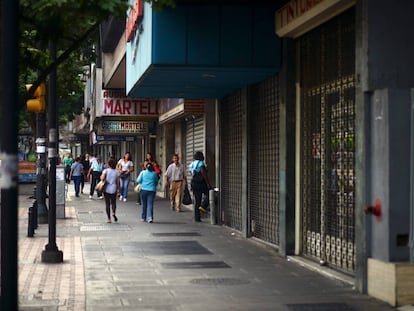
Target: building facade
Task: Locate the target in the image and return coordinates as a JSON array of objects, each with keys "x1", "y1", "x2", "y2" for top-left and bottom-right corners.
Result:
[{"x1": 79, "y1": 0, "x2": 414, "y2": 306}]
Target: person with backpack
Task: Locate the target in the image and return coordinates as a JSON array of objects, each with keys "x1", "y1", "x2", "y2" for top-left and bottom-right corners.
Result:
[{"x1": 190, "y1": 151, "x2": 212, "y2": 222}]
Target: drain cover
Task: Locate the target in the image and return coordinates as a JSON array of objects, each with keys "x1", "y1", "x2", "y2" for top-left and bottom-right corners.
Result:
[
  {"x1": 161, "y1": 261, "x2": 230, "y2": 269},
  {"x1": 80, "y1": 223, "x2": 131, "y2": 231},
  {"x1": 77, "y1": 211, "x2": 104, "y2": 214},
  {"x1": 122, "y1": 241, "x2": 211, "y2": 255},
  {"x1": 152, "y1": 232, "x2": 201, "y2": 237},
  {"x1": 190, "y1": 278, "x2": 250, "y2": 286},
  {"x1": 286, "y1": 303, "x2": 358, "y2": 311}
]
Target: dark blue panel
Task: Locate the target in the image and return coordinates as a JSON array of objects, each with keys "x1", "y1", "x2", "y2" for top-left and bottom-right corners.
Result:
[
  {"x1": 152, "y1": 8, "x2": 187, "y2": 64},
  {"x1": 252, "y1": 7, "x2": 281, "y2": 67},
  {"x1": 129, "y1": 4, "x2": 282, "y2": 99},
  {"x1": 220, "y1": 6, "x2": 253, "y2": 66},
  {"x1": 187, "y1": 6, "x2": 220, "y2": 65}
]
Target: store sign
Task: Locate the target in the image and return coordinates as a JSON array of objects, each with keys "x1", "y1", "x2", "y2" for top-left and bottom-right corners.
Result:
[
  {"x1": 96, "y1": 135, "x2": 137, "y2": 142},
  {"x1": 99, "y1": 120, "x2": 148, "y2": 134},
  {"x1": 275, "y1": 0, "x2": 355, "y2": 38},
  {"x1": 126, "y1": 0, "x2": 143, "y2": 42},
  {"x1": 101, "y1": 91, "x2": 158, "y2": 117},
  {"x1": 158, "y1": 98, "x2": 205, "y2": 124}
]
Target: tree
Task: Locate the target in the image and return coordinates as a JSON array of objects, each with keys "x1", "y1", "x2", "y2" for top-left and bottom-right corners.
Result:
[{"x1": 19, "y1": 0, "x2": 176, "y2": 131}]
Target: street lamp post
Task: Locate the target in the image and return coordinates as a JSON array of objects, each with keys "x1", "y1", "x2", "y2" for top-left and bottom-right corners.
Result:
[
  {"x1": 41, "y1": 40, "x2": 63, "y2": 263},
  {"x1": 36, "y1": 133, "x2": 48, "y2": 224},
  {"x1": 0, "y1": 0, "x2": 19, "y2": 309}
]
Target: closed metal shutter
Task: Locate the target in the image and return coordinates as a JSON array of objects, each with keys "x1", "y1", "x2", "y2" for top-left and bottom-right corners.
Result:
[
  {"x1": 220, "y1": 91, "x2": 243, "y2": 231},
  {"x1": 248, "y1": 75, "x2": 280, "y2": 245},
  {"x1": 299, "y1": 8, "x2": 355, "y2": 273},
  {"x1": 185, "y1": 116, "x2": 205, "y2": 183}
]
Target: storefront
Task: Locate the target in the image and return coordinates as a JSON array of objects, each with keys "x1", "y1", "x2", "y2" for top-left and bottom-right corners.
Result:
[
  {"x1": 91, "y1": 89, "x2": 159, "y2": 178},
  {"x1": 276, "y1": 0, "x2": 356, "y2": 273},
  {"x1": 158, "y1": 98, "x2": 211, "y2": 185}
]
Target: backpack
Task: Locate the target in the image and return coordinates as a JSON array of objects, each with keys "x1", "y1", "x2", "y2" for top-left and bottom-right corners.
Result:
[{"x1": 191, "y1": 161, "x2": 205, "y2": 190}]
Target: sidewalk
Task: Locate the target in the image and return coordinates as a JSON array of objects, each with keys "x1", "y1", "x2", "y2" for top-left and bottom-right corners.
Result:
[{"x1": 18, "y1": 183, "x2": 398, "y2": 311}]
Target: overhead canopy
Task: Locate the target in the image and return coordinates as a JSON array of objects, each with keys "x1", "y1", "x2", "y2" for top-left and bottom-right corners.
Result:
[{"x1": 126, "y1": 3, "x2": 282, "y2": 99}]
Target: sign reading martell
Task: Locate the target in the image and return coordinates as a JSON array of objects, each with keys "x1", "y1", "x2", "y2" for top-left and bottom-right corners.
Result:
[
  {"x1": 101, "y1": 90, "x2": 158, "y2": 117},
  {"x1": 100, "y1": 120, "x2": 148, "y2": 134}
]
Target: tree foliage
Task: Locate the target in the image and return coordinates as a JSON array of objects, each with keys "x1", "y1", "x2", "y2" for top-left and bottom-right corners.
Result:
[{"x1": 19, "y1": 0, "x2": 176, "y2": 132}]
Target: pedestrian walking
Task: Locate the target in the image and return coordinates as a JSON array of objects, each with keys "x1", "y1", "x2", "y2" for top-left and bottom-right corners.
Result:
[
  {"x1": 136, "y1": 162, "x2": 159, "y2": 223},
  {"x1": 190, "y1": 151, "x2": 212, "y2": 222},
  {"x1": 116, "y1": 152, "x2": 134, "y2": 202},
  {"x1": 143, "y1": 152, "x2": 162, "y2": 176},
  {"x1": 136, "y1": 153, "x2": 160, "y2": 205},
  {"x1": 62, "y1": 153, "x2": 73, "y2": 183},
  {"x1": 69, "y1": 156, "x2": 84, "y2": 197},
  {"x1": 80, "y1": 154, "x2": 90, "y2": 193},
  {"x1": 100, "y1": 158, "x2": 120, "y2": 223},
  {"x1": 164, "y1": 153, "x2": 187, "y2": 212},
  {"x1": 88, "y1": 155, "x2": 104, "y2": 199}
]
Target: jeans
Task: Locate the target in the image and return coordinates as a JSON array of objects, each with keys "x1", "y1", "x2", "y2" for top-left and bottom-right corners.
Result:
[
  {"x1": 72, "y1": 175, "x2": 82, "y2": 196},
  {"x1": 140, "y1": 190, "x2": 155, "y2": 221},
  {"x1": 120, "y1": 176, "x2": 130, "y2": 199},
  {"x1": 65, "y1": 165, "x2": 71, "y2": 183}
]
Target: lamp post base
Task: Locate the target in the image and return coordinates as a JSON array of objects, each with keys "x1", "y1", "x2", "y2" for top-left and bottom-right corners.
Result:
[{"x1": 41, "y1": 249, "x2": 63, "y2": 263}]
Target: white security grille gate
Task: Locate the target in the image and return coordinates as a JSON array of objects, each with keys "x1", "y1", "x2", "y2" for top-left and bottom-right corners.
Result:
[
  {"x1": 248, "y1": 76, "x2": 280, "y2": 245},
  {"x1": 185, "y1": 116, "x2": 205, "y2": 183},
  {"x1": 299, "y1": 8, "x2": 356, "y2": 273}
]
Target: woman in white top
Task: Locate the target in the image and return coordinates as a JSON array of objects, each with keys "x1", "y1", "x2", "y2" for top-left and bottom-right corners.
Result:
[{"x1": 116, "y1": 152, "x2": 134, "y2": 202}]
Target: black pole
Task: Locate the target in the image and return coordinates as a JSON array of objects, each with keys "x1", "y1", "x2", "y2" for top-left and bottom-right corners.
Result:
[
  {"x1": 36, "y1": 113, "x2": 48, "y2": 224},
  {"x1": 41, "y1": 40, "x2": 63, "y2": 263},
  {"x1": 0, "y1": 0, "x2": 19, "y2": 309}
]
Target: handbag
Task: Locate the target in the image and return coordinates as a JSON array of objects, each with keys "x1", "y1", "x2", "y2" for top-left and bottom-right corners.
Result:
[
  {"x1": 134, "y1": 183, "x2": 142, "y2": 193},
  {"x1": 182, "y1": 185, "x2": 192, "y2": 205},
  {"x1": 95, "y1": 180, "x2": 106, "y2": 192}
]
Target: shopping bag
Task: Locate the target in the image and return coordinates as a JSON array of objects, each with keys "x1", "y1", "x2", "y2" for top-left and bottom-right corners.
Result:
[{"x1": 182, "y1": 185, "x2": 192, "y2": 205}]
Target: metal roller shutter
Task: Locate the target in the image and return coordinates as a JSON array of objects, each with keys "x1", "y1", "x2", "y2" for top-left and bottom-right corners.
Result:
[
  {"x1": 299, "y1": 8, "x2": 356, "y2": 273},
  {"x1": 248, "y1": 75, "x2": 280, "y2": 245},
  {"x1": 220, "y1": 92, "x2": 243, "y2": 231}
]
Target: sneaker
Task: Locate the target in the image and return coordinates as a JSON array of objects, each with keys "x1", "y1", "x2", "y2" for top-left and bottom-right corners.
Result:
[
  {"x1": 89, "y1": 195, "x2": 93, "y2": 199},
  {"x1": 119, "y1": 196, "x2": 123, "y2": 201},
  {"x1": 199, "y1": 206, "x2": 208, "y2": 213},
  {"x1": 141, "y1": 218, "x2": 145, "y2": 222},
  {"x1": 147, "y1": 219, "x2": 153, "y2": 223},
  {"x1": 98, "y1": 196, "x2": 103, "y2": 200},
  {"x1": 123, "y1": 198, "x2": 127, "y2": 202},
  {"x1": 113, "y1": 214, "x2": 118, "y2": 222}
]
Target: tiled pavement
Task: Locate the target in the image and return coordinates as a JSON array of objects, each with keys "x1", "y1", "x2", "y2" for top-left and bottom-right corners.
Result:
[{"x1": 17, "y1": 183, "x2": 403, "y2": 311}]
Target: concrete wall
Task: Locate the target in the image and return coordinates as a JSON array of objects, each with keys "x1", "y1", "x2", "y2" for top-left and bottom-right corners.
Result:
[
  {"x1": 361, "y1": 0, "x2": 414, "y2": 92},
  {"x1": 369, "y1": 89, "x2": 410, "y2": 262}
]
